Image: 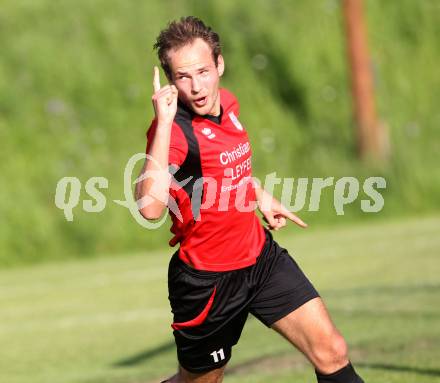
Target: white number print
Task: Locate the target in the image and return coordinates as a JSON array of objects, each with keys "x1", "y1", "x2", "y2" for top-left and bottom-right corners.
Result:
[{"x1": 210, "y1": 348, "x2": 225, "y2": 363}]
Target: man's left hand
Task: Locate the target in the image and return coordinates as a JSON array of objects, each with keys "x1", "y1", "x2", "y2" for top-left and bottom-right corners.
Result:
[{"x1": 256, "y1": 187, "x2": 307, "y2": 231}]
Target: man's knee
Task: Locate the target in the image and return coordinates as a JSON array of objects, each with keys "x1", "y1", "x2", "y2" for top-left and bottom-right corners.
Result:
[{"x1": 312, "y1": 332, "x2": 349, "y2": 374}]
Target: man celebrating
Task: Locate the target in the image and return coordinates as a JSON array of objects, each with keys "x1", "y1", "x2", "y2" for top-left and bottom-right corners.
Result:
[{"x1": 136, "y1": 16, "x2": 364, "y2": 383}]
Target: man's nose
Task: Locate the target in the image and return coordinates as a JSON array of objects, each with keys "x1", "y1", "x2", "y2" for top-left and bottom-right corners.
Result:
[{"x1": 191, "y1": 77, "x2": 201, "y2": 93}]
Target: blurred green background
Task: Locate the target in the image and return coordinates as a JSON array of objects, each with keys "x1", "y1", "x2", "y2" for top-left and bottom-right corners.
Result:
[
  {"x1": 1, "y1": 0, "x2": 439, "y2": 265},
  {"x1": 1, "y1": 1, "x2": 440, "y2": 383}
]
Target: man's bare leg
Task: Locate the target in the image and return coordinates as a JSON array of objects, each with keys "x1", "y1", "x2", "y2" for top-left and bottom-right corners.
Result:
[
  {"x1": 162, "y1": 364, "x2": 226, "y2": 383},
  {"x1": 271, "y1": 297, "x2": 363, "y2": 381}
]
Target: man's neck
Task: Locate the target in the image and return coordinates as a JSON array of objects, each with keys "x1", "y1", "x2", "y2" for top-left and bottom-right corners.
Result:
[{"x1": 207, "y1": 91, "x2": 221, "y2": 116}]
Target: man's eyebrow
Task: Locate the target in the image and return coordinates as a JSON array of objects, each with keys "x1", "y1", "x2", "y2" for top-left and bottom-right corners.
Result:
[{"x1": 176, "y1": 66, "x2": 209, "y2": 75}]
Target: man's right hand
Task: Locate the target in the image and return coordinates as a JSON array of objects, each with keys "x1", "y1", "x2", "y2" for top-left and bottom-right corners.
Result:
[{"x1": 151, "y1": 66, "x2": 178, "y2": 126}]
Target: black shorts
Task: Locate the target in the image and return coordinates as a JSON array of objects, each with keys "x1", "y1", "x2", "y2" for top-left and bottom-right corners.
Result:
[{"x1": 167, "y1": 229, "x2": 320, "y2": 373}]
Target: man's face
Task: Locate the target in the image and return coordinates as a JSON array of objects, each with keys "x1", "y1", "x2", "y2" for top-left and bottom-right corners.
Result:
[{"x1": 167, "y1": 38, "x2": 224, "y2": 116}]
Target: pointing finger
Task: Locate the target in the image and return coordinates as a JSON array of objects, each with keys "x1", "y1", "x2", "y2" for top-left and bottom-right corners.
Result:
[
  {"x1": 153, "y1": 66, "x2": 161, "y2": 93},
  {"x1": 284, "y1": 210, "x2": 308, "y2": 228}
]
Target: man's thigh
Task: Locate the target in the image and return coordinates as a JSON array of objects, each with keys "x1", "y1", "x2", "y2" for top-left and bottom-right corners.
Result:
[
  {"x1": 270, "y1": 297, "x2": 338, "y2": 348},
  {"x1": 179, "y1": 364, "x2": 226, "y2": 383},
  {"x1": 270, "y1": 296, "x2": 349, "y2": 374},
  {"x1": 163, "y1": 364, "x2": 226, "y2": 383}
]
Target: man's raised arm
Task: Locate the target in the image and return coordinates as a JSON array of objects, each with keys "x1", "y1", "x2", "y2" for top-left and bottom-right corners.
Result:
[{"x1": 135, "y1": 66, "x2": 178, "y2": 220}]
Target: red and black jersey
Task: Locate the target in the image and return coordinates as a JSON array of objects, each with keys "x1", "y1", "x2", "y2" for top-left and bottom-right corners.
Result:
[{"x1": 146, "y1": 88, "x2": 265, "y2": 271}]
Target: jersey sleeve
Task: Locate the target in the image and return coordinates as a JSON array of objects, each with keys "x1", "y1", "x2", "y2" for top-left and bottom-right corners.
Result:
[{"x1": 145, "y1": 119, "x2": 188, "y2": 167}]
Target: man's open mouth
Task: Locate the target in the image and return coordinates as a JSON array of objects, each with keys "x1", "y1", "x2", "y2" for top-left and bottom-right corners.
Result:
[{"x1": 194, "y1": 96, "x2": 207, "y2": 107}]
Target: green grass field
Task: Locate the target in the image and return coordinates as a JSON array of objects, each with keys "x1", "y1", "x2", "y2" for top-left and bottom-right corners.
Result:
[{"x1": 1, "y1": 215, "x2": 439, "y2": 383}]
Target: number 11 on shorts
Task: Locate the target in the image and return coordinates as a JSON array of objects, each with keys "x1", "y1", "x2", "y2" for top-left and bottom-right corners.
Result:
[{"x1": 210, "y1": 348, "x2": 225, "y2": 363}]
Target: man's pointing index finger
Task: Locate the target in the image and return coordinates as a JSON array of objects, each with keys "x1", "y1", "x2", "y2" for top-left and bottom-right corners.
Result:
[
  {"x1": 153, "y1": 66, "x2": 161, "y2": 92},
  {"x1": 284, "y1": 209, "x2": 308, "y2": 228}
]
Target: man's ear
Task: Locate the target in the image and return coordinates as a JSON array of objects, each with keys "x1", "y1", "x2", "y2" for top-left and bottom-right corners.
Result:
[{"x1": 217, "y1": 55, "x2": 225, "y2": 77}]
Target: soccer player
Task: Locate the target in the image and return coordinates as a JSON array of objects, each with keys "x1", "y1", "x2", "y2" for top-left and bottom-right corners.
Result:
[{"x1": 136, "y1": 16, "x2": 364, "y2": 383}]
